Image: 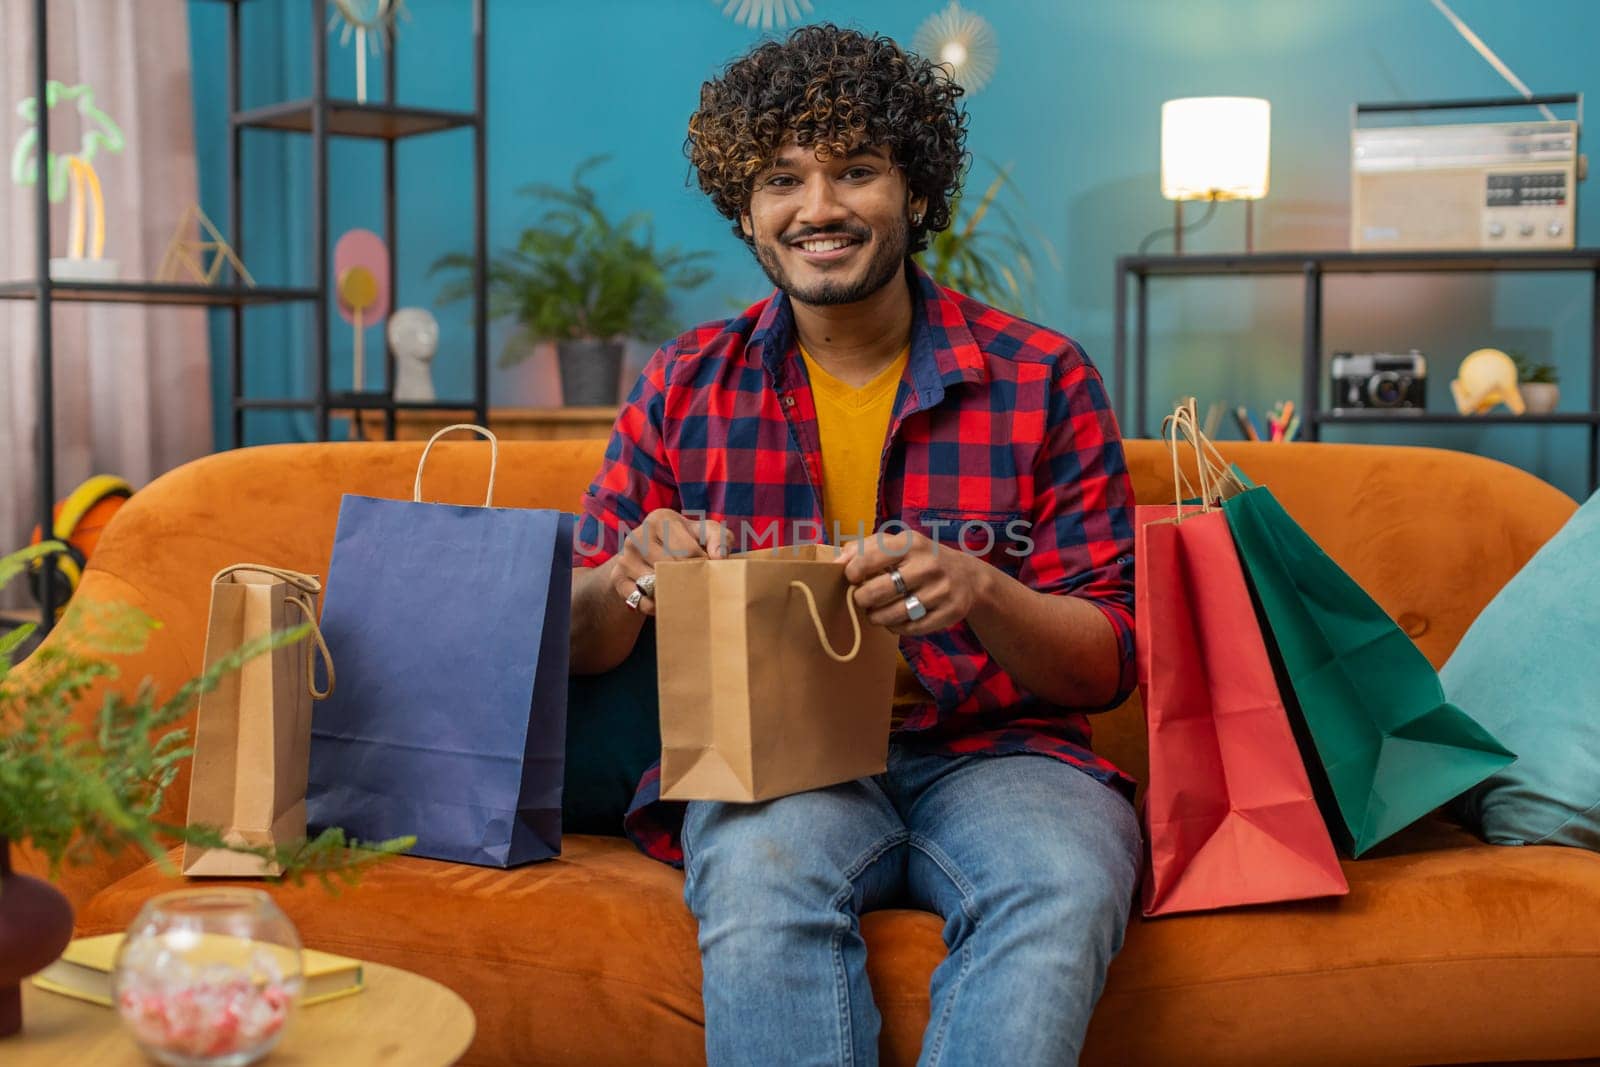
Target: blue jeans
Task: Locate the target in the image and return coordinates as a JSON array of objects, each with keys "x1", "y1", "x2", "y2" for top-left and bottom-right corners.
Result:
[{"x1": 680, "y1": 746, "x2": 1142, "y2": 1067}]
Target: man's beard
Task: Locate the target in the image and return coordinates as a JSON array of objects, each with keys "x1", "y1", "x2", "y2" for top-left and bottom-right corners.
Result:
[{"x1": 749, "y1": 214, "x2": 909, "y2": 307}]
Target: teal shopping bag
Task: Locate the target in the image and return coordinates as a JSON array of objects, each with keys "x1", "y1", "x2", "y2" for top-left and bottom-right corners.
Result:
[{"x1": 1222, "y1": 478, "x2": 1514, "y2": 855}]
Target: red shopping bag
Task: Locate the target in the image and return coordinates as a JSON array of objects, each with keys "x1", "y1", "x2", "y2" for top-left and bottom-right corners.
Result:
[{"x1": 1135, "y1": 402, "x2": 1348, "y2": 917}]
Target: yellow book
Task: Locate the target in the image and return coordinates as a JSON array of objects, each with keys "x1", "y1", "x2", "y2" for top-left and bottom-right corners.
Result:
[{"x1": 33, "y1": 932, "x2": 365, "y2": 1008}]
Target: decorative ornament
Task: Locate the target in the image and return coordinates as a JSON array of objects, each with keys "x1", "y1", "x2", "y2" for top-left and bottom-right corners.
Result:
[
  {"x1": 713, "y1": 0, "x2": 813, "y2": 31},
  {"x1": 334, "y1": 229, "x2": 391, "y2": 393},
  {"x1": 9, "y1": 81, "x2": 126, "y2": 281},
  {"x1": 388, "y1": 307, "x2": 439, "y2": 403},
  {"x1": 156, "y1": 204, "x2": 255, "y2": 287},
  {"x1": 912, "y1": 1, "x2": 999, "y2": 94},
  {"x1": 328, "y1": 0, "x2": 410, "y2": 104},
  {"x1": 1451, "y1": 348, "x2": 1526, "y2": 415}
]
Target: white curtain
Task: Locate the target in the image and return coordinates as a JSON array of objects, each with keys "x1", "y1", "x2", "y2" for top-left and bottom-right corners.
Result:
[{"x1": 2, "y1": 0, "x2": 211, "y2": 604}]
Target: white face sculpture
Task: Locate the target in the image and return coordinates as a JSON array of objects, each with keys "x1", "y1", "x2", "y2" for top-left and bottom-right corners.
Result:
[{"x1": 387, "y1": 307, "x2": 439, "y2": 363}]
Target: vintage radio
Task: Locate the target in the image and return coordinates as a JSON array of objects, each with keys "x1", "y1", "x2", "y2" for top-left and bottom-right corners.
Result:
[{"x1": 1351, "y1": 96, "x2": 1582, "y2": 252}]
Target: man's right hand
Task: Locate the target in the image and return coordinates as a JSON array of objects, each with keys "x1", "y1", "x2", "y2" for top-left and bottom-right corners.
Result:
[{"x1": 608, "y1": 509, "x2": 733, "y2": 617}]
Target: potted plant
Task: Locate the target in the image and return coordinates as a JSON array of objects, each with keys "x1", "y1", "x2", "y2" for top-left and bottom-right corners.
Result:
[
  {"x1": 0, "y1": 543, "x2": 409, "y2": 1039},
  {"x1": 432, "y1": 156, "x2": 713, "y2": 406},
  {"x1": 917, "y1": 161, "x2": 1058, "y2": 317},
  {"x1": 1511, "y1": 352, "x2": 1561, "y2": 415}
]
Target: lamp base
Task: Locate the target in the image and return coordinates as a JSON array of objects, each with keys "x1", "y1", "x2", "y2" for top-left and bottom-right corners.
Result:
[{"x1": 1173, "y1": 199, "x2": 1254, "y2": 255}]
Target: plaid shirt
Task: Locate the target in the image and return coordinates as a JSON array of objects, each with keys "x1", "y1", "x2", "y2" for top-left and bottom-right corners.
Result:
[{"x1": 576, "y1": 261, "x2": 1137, "y2": 866}]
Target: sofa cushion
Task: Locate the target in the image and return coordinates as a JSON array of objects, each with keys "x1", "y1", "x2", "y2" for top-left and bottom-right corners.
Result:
[
  {"x1": 77, "y1": 820, "x2": 1600, "y2": 1066},
  {"x1": 1442, "y1": 489, "x2": 1600, "y2": 851}
]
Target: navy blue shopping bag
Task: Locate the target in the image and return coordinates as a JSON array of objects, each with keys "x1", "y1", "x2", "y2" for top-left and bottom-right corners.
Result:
[{"x1": 307, "y1": 425, "x2": 571, "y2": 867}]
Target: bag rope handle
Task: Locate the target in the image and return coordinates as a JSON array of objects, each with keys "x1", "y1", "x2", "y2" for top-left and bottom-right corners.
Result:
[
  {"x1": 414, "y1": 423, "x2": 499, "y2": 507},
  {"x1": 1163, "y1": 398, "x2": 1251, "y2": 521},
  {"x1": 286, "y1": 594, "x2": 335, "y2": 699},
  {"x1": 1177, "y1": 398, "x2": 1251, "y2": 499},
  {"x1": 212, "y1": 563, "x2": 322, "y2": 593},
  {"x1": 1163, "y1": 408, "x2": 1204, "y2": 520},
  {"x1": 788, "y1": 579, "x2": 863, "y2": 663},
  {"x1": 211, "y1": 564, "x2": 335, "y2": 700}
]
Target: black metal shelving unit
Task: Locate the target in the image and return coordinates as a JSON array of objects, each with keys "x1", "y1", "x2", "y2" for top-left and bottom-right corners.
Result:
[
  {"x1": 1112, "y1": 249, "x2": 1600, "y2": 494},
  {"x1": 12, "y1": 0, "x2": 489, "y2": 631},
  {"x1": 0, "y1": 281, "x2": 319, "y2": 306},
  {"x1": 222, "y1": 0, "x2": 490, "y2": 445}
]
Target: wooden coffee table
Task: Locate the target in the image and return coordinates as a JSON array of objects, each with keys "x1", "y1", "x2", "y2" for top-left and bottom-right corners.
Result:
[{"x1": 11, "y1": 960, "x2": 476, "y2": 1065}]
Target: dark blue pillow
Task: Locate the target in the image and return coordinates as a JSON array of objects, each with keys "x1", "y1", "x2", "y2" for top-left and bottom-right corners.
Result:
[{"x1": 562, "y1": 621, "x2": 660, "y2": 836}]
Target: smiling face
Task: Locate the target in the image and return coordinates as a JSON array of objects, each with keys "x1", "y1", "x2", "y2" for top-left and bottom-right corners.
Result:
[{"x1": 741, "y1": 138, "x2": 926, "y2": 308}]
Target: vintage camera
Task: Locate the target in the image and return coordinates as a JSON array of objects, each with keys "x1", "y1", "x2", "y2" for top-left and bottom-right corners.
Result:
[{"x1": 1330, "y1": 351, "x2": 1427, "y2": 411}]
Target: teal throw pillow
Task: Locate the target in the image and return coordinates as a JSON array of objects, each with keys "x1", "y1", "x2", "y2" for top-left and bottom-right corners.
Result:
[
  {"x1": 1442, "y1": 490, "x2": 1600, "y2": 850},
  {"x1": 563, "y1": 620, "x2": 660, "y2": 836}
]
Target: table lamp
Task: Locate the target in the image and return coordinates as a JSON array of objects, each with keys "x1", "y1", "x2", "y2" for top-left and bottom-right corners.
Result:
[{"x1": 1160, "y1": 96, "x2": 1270, "y2": 253}]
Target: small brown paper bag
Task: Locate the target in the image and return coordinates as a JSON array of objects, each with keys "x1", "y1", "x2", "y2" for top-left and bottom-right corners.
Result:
[
  {"x1": 656, "y1": 544, "x2": 898, "y2": 802},
  {"x1": 182, "y1": 565, "x2": 334, "y2": 877}
]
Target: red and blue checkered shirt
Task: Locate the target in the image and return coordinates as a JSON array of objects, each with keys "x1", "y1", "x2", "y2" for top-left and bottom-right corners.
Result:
[{"x1": 576, "y1": 261, "x2": 1137, "y2": 866}]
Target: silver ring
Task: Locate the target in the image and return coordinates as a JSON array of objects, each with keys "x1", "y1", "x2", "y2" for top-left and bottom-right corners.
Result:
[
  {"x1": 635, "y1": 572, "x2": 657, "y2": 598},
  {"x1": 624, "y1": 588, "x2": 644, "y2": 611},
  {"x1": 888, "y1": 567, "x2": 908, "y2": 597},
  {"x1": 904, "y1": 594, "x2": 926, "y2": 622}
]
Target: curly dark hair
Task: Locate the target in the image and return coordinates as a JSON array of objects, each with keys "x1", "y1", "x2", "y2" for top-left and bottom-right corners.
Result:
[{"x1": 686, "y1": 23, "x2": 969, "y2": 254}]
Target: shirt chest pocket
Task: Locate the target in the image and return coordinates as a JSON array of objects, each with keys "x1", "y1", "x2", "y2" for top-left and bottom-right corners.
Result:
[{"x1": 911, "y1": 508, "x2": 1031, "y2": 574}]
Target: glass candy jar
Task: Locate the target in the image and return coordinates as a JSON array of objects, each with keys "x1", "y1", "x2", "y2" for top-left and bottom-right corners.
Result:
[{"x1": 112, "y1": 889, "x2": 304, "y2": 1066}]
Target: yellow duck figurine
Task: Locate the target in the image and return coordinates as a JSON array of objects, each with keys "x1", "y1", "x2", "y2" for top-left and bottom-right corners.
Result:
[{"x1": 1451, "y1": 348, "x2": 1525, "y2": 415}]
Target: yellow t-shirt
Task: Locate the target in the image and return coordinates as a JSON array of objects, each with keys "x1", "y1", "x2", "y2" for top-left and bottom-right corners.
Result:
[{"x1": 799, "y1": 343, "x2": 931, "y2": 715}]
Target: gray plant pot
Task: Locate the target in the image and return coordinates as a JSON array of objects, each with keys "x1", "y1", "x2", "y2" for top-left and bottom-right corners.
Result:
[
  {"x1": 556, "y1": 339, "x2": 626, "y2": 407},
  {"x1": 1521, "y1": 382, "x2": 1560, "y2": 415}
]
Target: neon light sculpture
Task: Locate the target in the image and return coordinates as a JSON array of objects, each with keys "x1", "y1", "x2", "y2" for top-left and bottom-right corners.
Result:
[{"x1": 10, "y1": 80, "x2": 126, "y2": 281}]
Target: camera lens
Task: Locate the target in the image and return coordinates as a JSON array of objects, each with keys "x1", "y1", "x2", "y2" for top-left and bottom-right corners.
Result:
[{"x1": 1369, "y1": 372, "x2": 1405, "y2": 407}]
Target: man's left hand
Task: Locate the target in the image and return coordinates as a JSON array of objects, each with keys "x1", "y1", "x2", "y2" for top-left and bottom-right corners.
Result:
[{"x1": 837, "y1": 529, "x2": 987, "y2": 636}]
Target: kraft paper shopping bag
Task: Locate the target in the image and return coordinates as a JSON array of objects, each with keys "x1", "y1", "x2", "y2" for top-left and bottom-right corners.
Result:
[
  {"x1": 655, "y1": 543, "x2": 898, "y2": 803},
  {"x1": 183, "y1": 565, "x2": 334, "y2": 877}
]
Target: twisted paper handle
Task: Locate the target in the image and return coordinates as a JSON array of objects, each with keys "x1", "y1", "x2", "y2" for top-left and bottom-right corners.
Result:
[
  {"x1": 1162, "y1": 398, "x2": 1251, "y2": 521},
  {"x1": 788, "y1": 579, "x2": 863, "y2": 663},
  {"x1": 211, "y1": 564, "x2": 335, "y2": 699},
  {"x1": 414, "y1": 423, "x2": 499, "y2": 507},
  {"x1": 286, "y1": 594, "x2": 335, "y2": 700}
]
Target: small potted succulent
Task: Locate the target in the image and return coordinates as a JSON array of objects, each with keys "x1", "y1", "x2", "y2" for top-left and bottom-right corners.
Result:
[
  {"x1": 1511, "y1": 353, "x2": 1561, "y2": 415},
  {"x1": 432, "y1": 156, "x2": 713, "y2": 406}
]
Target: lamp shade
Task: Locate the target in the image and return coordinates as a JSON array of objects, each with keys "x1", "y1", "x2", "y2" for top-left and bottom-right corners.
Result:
[{"x1": 1161, "y1": 96, "x2": 1271, "y2": 201}]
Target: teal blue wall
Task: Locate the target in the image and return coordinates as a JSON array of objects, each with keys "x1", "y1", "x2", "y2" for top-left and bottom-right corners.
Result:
[{"x1": 188, "y1": 0, "x2": 1600, "y2": 498}]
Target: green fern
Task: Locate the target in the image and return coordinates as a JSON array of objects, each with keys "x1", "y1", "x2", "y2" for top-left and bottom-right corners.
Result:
[{"x1": 0, "y1": 543, "x2": 411, "y2": 886}]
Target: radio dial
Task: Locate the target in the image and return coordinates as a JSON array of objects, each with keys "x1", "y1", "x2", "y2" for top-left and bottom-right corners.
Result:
[
  {"x1": 1488, "y1": 222, "x2": 1505, "y2": 238},
  {"x1": 1519, "y1": 223, "x2": 1536, "y2": 238},
  {"x1": 1549, "y1": 221, "x2": 1565, "y2": 237}
]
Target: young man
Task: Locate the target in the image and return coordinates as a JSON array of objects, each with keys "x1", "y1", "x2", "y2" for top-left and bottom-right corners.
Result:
[{"x1": 570, "y1": 23, "x2": 1139, "y2": 1066}]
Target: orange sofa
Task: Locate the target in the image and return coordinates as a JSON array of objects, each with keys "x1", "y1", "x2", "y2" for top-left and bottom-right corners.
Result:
[{"x1": 17, "y1": 438, "x2": 1600, "y2": 1066}]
